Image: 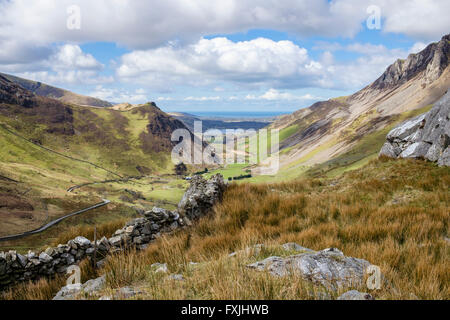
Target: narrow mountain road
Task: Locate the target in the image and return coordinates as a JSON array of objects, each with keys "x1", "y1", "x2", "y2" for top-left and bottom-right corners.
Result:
[{"x1": 0, "y1": 199, "x2": 110, "y2": 242}]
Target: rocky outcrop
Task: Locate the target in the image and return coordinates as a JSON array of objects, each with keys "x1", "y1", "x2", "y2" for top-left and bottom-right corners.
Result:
[
  {"x1": 178, "y1": 174, "x2": 227, "y2": 221},
  {"x1": 53, "y1": 275, "x2": 106, "y2": 300},
  {"x1": 0, "y1": 174, "x2": 227, "y2": 290},
  {"x1": 380, "y1": 90, "x2": 450, "y2": 166},
  {"x1": 247, "y1": 248, "x2": 372, "y2": 292},
  {"x1": 371, "y1": 34, "x2": 449, "y2": 90}
]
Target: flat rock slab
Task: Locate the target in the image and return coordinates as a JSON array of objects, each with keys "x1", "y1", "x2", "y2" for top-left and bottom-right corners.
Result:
[{"x1": 247, "y1": 248, "x2": 371, "y2": 291}]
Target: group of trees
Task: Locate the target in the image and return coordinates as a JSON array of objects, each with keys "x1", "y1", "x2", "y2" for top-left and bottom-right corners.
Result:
[{"x1": 174, "y1": 162, "x2": 209, "y2": 177}]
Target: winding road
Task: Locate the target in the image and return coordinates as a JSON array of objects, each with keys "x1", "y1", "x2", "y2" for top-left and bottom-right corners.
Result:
[{"x1": 0, "y1": 199, "x2": 110, "y2": 242}]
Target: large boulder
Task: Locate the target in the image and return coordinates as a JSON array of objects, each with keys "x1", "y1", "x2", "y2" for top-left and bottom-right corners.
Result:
[
  {"x1": 247, "y1": 248, "x2": 372, "y2": 291},
  {"x1": 380, "y1": 90, "x2": 450, "y2": 166},
  {"x1": 53, "y1": 275, "x2": 106, "y2": 300},
  {"x1": 178, "y1": 174, "x2": 227, "y2": 220}
]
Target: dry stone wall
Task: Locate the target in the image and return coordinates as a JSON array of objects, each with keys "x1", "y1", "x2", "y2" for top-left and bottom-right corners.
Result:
[{"x1": 0, "y1": 174, "x2": 226, "y2": 289}]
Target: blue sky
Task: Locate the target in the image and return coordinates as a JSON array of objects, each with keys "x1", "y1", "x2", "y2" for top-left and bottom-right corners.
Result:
[{"x1": 0, "y1": 0, "x2": 448, "y2": 113}]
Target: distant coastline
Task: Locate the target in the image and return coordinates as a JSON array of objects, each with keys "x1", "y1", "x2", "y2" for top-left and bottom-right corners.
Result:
[{"x1": 171, "y1": 111, "x2": 289, "y2": 119}]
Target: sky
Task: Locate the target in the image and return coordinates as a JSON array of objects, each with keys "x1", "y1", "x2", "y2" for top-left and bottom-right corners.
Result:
[{"x1": 0, "y1": 0, "x2": 449, "y2": 113}]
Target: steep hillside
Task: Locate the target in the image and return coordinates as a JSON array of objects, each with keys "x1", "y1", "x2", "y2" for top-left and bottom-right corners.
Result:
[
  {"x1": 0, "y1": 75, "x2": 192, "y2": 238},
  {"x1": 264, "y1": 34, "x2": 450, "y2": 178},
  {"x1": 0, "y1": 73, "x2": 112, "y2": 107}
]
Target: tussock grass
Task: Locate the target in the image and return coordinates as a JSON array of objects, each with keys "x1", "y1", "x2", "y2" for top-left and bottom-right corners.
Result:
[
  {"x1": 49, "y1": 218, "x2": 130, "y2": 247},
  {"x1": 3, "y1": 159, "x2": 449, "y2": 300}
]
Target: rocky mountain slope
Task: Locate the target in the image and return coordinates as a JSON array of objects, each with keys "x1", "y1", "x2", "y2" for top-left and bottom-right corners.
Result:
[
  {"x1": 264, "y1": 34, "x2": 450, "y2": 178},
  {"x1": 0, "y1": 72, "x2": 112, "y2": 108}
]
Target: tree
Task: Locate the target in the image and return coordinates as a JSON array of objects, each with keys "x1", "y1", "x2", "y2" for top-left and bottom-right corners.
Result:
[{"x1": 175, "y1": 162, "x2": 187, "y2": 176}]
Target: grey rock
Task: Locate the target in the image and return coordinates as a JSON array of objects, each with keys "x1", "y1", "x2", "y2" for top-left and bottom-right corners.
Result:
[
  {"x1": 178, "y1": 174, "x2": 227, "y2": 220},
  {"x1": 387, "y1": 114, "x2": 426, "y2": 142},
  {"x1": 281, "y1": 243, "x2": 315, "y2": 253},
  {"x1": 82, "y1": 275, "x2": 106, "y2": 294},
  {"x1": 61, "y1": 253, "x2": 75, "y2": 265},
  {"x1": 44, "y1": 247, "x2": 56, "y2": 257},
  {"x1": 399, "y1": 142, "x2": 431, "y2": 158},
  {"x1": 53, "y1": 275, "x2": 105, "y2": 300},
  {"x1": 380, "y1": 142, "x2": 401, "y2": 158},
  {"x1": 16, "y1": 254, "x2": 28, "y2": 268},
  {"x1": 109, "y1": 235, "x2": 123, "y2": 247},
  {"x1": 247, "y1": 248, "x2": 372, "y2": 291},
  {"x1": 380, "y1": 90, "x2": 450, "y2": 166},
  {"x1": 115, "y1": 286, "x2": 142, "y2": 299},
  {"x1": 337, "y1": 290, "x2": 375, "y2": 300},
  {"x1": 53, "y1": 284, "x2": 82, "y2": 300},
  {"x1": 26, "y1": 251, "x2": 37, "y2": 260},
  {"x1": 73, "y1": 236, "x2": 91, "y2": 249},
  {"x1": 229, "y1": 244, "x2": 264, "y2": 258},
  {"x1": 151, "y1": 263, "x2": 169, "y2": 273},
  {"x1": 438, "y1": 146, "x2": 450, "y2": 166},
  {"x1": 39, "y1": 252, "x2": 53, "y2": 264},
  {"x1": 169, "y1": 274, "x2": 184, "y2": 281}
]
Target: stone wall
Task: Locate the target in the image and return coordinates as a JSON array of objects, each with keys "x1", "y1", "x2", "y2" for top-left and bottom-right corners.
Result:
[{"x1": 0, "y1": 174, "x2": 227, "y2": 289}]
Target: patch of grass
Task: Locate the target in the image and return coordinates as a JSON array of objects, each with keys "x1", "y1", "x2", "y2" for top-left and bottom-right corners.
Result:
[{"x1": 204, "y1": 164, "x2": 249, "y2": 180}]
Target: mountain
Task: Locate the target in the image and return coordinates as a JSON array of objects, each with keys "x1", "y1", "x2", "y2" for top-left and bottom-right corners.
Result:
[
  {"x1": 0, "y1": 73, "x2": 112, "y2": 107},
  {"x1": 0, "y1": 74, "x2": 193, "y2": 237},
  {"x1": 0, "y1": 74, "x2": 191, "y2": 176},
  {"x1": 265, "y1": 34, "x2": 450, "y2": 177}
]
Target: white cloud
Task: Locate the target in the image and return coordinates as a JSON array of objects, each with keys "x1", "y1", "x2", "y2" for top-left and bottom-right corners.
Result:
[
  {"x1": 90, "y1": 86, "x2": 148, "y2": 103},
  {"x1": 410, "y1": 42, "x2": 428, "y2": 54},
  {"x1": 0, "y1": 0, "x2": 447, "y2": 59},
  {"x1": 0, "y1": 0, "x2": 368, "y2": 52},
  {"x1": 157, "y1": 97, "x2": 174, "y2": 101},
  {"x1": 184, "y1": 96, "x2": 221, "y2": 101},
  {"x1": 116, "y1": 37, "x2": 323, "y2": 89},
  {"x1": 1, "y1": 44, "x2": 110, "y2": 86},
  {"x1": 380, "y1": 0, "x2": 450, "y2": 41},
  {"x1": 0, "y1": 0, "x2": 447, "y2": 101},
  {"x1": 244, "y1": 89, "x2": 323, "y2": 101}
]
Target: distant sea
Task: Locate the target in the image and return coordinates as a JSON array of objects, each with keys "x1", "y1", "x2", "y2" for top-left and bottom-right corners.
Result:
[{"x1": 191, "y1": 111, "x2": 289, "y2": 119}]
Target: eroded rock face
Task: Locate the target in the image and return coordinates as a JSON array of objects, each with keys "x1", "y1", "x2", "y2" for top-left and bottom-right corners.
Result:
[
  {"x1": 178, "y1": 174, "x2": 227, "y2": 221},
  {"x1": 371, "y1": 34, "x2": 449, "y2": 90},
  {"x1": 380, "y1": 90, "x2": 450, "y2": 166},
  {"x1": 247, "y1": 248, "x2": 372, "y2": 291}
]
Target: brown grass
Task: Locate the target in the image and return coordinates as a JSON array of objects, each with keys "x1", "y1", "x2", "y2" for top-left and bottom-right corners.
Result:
[
  {"x1": 49, "y1": 218, "x2": 130, "y2": 247},
  {"x1": 2, "y1": 159, "x2": 449, "y2": 300}
]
